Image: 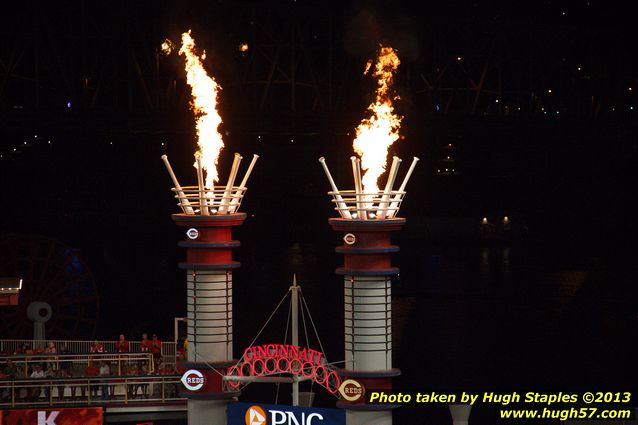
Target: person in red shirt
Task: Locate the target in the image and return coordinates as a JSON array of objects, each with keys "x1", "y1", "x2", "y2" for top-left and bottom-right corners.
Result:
[
  {"x1": 114, "y1": 334, "x2": 130, "y2": 374},
  {"x1": 89, "y1": 340, "x2": 104, "y2": 371},
  {"x1": 116, "y1": 334, "x2": 129, "y2": 353},
  {"x1": 85, "y1": 364, "x2": 98, "y2": 376},
  {"x1": 90, "y1": 340, "x2": 104, "y2": 353},
  {"x1": 140, "y1": 333, "x2": 151, "y2": 352},
  {"x1": 13, "y1": 344, "x2": 25, "y2": 355},
  {"x1": 150, "y1": 334, "x2": 162, "y2": 369},
  {"x1": 125, "y1": 364, "x2": 139, "y2": 398},
  {"x1": 84, "y1": 363, "x2": 99, "y2": 398}
]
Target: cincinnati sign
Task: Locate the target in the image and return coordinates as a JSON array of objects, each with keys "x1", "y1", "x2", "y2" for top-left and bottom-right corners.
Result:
[{"x1": 225, "y1": 344, "x2": 340, "y2": 394}]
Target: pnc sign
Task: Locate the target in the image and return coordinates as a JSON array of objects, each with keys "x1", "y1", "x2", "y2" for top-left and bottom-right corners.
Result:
[
  {"x1": 245, "y1": 405, "x2": 267, "y2": 425},
  {"x1": 181, "y1": 369, "x2": 205, "y2": 391},
  {"x1": 230, "y1": 402, "x2": 344, "y2": 425}
]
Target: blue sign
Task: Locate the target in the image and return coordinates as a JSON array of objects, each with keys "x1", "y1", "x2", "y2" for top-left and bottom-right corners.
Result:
[{"x1": 229, "y1": 402, "x2": 345, "y2": 425}]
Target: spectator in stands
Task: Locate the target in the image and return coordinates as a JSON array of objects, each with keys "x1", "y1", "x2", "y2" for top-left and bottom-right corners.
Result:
[
  {"x1": 12, "y1": 344, "x2": 32, "y2": 378},
  {"x1": 140, "y1": 333, "x2": 151, "y2": 352},
  {"x1": 156, "y1": 359, "x2": 175, "y2": 398},
  {"x1": 14, "y1": 343, "x2": 34, "y2": 357},
  {"x1": 115, "y1": 334, "x2": 130, "y2": 374},
  {"x1": 116, "y1": 334, "x2": 129, "y2": 353},
  {"x1": 55, "y1": 367, "x2": 69, "y2": 400},
  {"x1": 139, "y1": 363, "x2": 150, "y2": 398},
  {"x1": 30, "y1": 363, "x2": 44, "y2": 379},
  {"x1": 84, "y1": 361, "x2": 99, "y2": 399},
  {"x1": 59, "y1": 344, "x2": 71, "y2": 375},
  {"x1": 99, "y1": 361, "x2": 112, "y2": 400},
  {"x1": 45, "y1": 341, "x2": 57, "y2": 371},
  {"x1": 68, "y1": 372, "x2": 82, "y2": 400},
  {"x1": 89, "y1": 340, "x2": 104, "y2": 370},
  {"x1": 150, "y1": 334, "x2": 162, "y2": 369},
  {"x1": 0, "y1": 359, "x2": 16, "y2": 401},
  {"x1": 90, "y1": 340, "x2": 104, "y2": 353},
  {"x1": 177, "y1": 336, "x2": 187, "y2": 360},
  {"x1": 2, "y1": 358, "x2": 16, "y2": 378},
  {"x1": 14, "y1": 365, "x2": 26, "y2": 399},
  {"x1": 43, "y1": 365, "x2": 56, "y2": 400},
  {"x1": 157, "y1": 359, "x2": 172, "y2": 375},
  {"x1": 29, "y1": 363, "x2": 45, "y2": 399},
  {"x1": 175, "y1": 337, "x2": 187, "y2": 375},
  {"x1": 14, "y1": 343, "x2": 26, "y2": 355},
  {"x1": 126, "y1": 363, "x2": 139, "y2": 399}
]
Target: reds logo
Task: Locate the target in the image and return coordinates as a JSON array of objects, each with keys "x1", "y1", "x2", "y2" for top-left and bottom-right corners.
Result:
[
  {"x1": 181, "y1": 369, "x2": 205, "y2": 391},
  {"x1": 343, "y1": 233, "x2": 356, "y2": 246},
  {"x1": 338, "y1": 379, "x2": 364, "y2": 402}
]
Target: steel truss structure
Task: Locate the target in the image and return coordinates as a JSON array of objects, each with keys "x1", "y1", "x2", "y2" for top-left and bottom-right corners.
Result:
[{"x1": 1, "y1": 1, "x2": 635, "y2": 129}]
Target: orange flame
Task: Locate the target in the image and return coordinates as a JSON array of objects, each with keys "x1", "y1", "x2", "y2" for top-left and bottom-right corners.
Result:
[
  {"x1": 352, "y1": 46, "x2": 402, "y2": 193},
  {"x1": 160, "y1": 39, "x2": 174, "y2": 55},
  {"x1": 176, "y1": 30, "x2": 224, "y2": 187}
]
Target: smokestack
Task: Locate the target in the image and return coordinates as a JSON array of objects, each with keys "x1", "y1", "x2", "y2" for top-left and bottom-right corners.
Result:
[
  {"x1": 173, "y1": 213, "x2": 245, "y2": 425},
  {"x1": 320, "y1": 156, "x2": 417, "y2": 425},
  {"x1": 330, "y1": 217, "x2": 404, "y2": 425},
  {"x1": 450, "y1": 404, "x2": 472, "y2": 425}
]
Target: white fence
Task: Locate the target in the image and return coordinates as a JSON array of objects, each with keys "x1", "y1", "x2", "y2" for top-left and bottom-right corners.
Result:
[{"x1": 0, "y1": 339, "x2": 177, "y2": 366}]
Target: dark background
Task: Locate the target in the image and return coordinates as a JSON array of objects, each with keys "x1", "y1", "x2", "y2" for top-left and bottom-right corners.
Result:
[{"x1": 1, "y1": 0, "x2": 637, "y2": 421}]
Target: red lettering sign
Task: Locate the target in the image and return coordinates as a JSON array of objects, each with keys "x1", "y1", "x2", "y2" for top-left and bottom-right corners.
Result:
[
  {"x1": 228, "y1": 344, "x2": 339, "y2": 394},
  {"x1": 0, "y1": 407, "x2": 103, "y2": 425},
  {"x1": 242, "y1": 344, "x2": 324, "y2": 365}
]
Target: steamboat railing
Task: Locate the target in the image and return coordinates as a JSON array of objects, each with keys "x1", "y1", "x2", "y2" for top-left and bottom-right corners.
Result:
[
  {"x1": 0, "y1": 339, "x2": 178, "y2": 367},
  {"x1": 0, "y1": 375, "x2": 185, "y2": 408}
]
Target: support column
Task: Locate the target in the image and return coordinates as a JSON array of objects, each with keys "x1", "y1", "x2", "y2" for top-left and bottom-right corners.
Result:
[
  {"x1": 173, "y1": 213, "x2": 245, "y2": 425},
  {"x1": 330, "y1": 218, "x2": 405, "y2": 425}
]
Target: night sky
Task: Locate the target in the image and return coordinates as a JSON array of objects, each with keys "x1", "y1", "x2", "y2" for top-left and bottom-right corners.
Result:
[{"x1": 1, "y1": 0, "x2": 637, "y2": 417}]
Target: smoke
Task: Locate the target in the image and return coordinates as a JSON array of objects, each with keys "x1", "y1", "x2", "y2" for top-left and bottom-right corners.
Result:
[{"x1": 343, "y1": 6, "x2": 420, "y2": 62}]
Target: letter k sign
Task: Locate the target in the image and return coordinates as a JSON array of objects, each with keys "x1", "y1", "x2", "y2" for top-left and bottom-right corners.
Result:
[{"x1": 38, "y1": 411, "x2": 59, "y2": 425}]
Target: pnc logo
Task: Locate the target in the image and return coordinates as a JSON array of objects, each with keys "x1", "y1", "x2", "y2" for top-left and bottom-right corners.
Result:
[
  {"x1": 180, "y1": 369, "x2": 205, "y2": 391},
  {"x1": 245, "y1": 405, "x2": 267, "y2": 425},
  {"x1": 244, "y1": 405, "x2": 325, "y2": 425},
  {"x1": 338, "y1": 379, "x2": 364, "y2": 402}
]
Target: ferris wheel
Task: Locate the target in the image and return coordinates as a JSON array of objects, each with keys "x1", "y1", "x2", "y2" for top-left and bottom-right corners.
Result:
[{"x1": 0, "y1": 233, "x2": 100, "y2": 340}]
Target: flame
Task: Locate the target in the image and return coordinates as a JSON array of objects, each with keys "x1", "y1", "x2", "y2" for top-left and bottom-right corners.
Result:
[
  {"x1": 177, "y1": 30, "x2": 224, "y2": 187},
  {"x1": 160, "y1": 39, "x2": 174, "y2": 55},
  {"x1": 352, "y1": 46, "x2": 402, "y2": 192}
]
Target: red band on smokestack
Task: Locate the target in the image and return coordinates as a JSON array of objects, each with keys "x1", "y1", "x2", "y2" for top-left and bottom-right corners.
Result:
[{"x1": 173, "y1": 213, "x2": 246, "y2": 269}]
